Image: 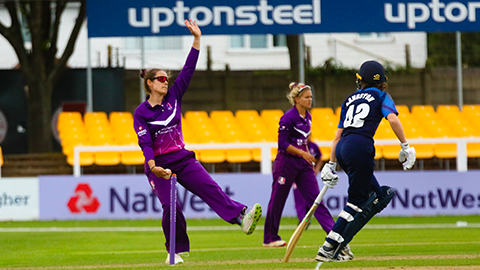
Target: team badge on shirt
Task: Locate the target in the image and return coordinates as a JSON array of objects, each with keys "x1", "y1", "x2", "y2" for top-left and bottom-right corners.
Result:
[{"x1": 277, "y1": 176, "x2": 286, "y2": 185}]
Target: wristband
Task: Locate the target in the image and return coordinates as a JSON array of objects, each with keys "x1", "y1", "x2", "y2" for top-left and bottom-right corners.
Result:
[{"x1": 150, "y1": 165, "x2": 156, "y2": 171}]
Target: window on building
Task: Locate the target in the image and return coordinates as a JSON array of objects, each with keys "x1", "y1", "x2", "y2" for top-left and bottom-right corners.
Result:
[
  {"x1": 19, "y1": 11, "x2": 31, "y2": 44},
  {"x1": 357, "y1": 33, "x2": 393, "y2": 42},
  {"x1": 230, "y1": 34, "x2": 287, "y2": 49},
  {"x1": 124, "y1": 36, "x2": 183, "y2": 50}
]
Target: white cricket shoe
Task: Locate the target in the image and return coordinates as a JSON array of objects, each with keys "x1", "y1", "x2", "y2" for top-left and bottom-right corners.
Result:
[
  {"x1": 315, "y1": 245, "x2": 336, "y2": 262},
  {"x1": 165, "y1": 253, "x2": 184, "y2": 265},
  {"x1": 241, "y1": 203, "x2": 262, "y2": 235},
  {"x1": 339, "y1": 244, "x2": 354, "y2": 260},
  {"x1": 263, "y1": 240, "x2": 286, "y2": 247}
]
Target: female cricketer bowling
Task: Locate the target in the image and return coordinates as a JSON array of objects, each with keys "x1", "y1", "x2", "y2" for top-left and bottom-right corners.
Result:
[
  {"x1": 263, "y1": 82, "x2": 337, "y2": 248},
  {"x1": 316, "y1": 60, "x2": 416, "y2": 262},
  {"x1": 133, "y1": 19, "x2": 262, "y2": 265}
]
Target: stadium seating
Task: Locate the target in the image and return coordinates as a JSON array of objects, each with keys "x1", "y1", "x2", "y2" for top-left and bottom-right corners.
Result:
[
  {"x1": 0, "y1": 146, "x2": 3, "y2": 167},
  {"x1": 55, "y1": 105, "x2": 480, "y2": 171}
]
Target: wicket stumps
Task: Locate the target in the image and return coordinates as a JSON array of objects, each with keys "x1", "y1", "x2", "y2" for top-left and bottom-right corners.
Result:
[{"x1": 169, "y1": 173, "x2": 177, "y2": 265}]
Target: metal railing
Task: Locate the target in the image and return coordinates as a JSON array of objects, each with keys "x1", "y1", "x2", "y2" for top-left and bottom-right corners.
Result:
[{"x1": 73, "y1": 138, "x2": 480, "y2": 177}]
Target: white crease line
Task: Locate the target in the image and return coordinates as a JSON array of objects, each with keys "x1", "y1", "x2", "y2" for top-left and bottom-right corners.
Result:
[{"x1": 0, "y1": 223, "x2": 479, "y2": 232}]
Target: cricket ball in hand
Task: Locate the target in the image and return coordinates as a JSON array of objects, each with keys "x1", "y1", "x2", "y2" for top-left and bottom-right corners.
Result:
[{"x1": 163, "y1": 169, "x2": 172, "y2": 179}]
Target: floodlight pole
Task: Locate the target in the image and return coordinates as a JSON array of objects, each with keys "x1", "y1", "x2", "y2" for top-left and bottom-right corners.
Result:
[
  {"x1": 298, "y1": 34, "x2": 305, "y2": 83},
  {"x1": 86, "y1": 36, "x2": 93, "y2": 112},
  {"x1": 456, "y1": 31, "x2": 463, "y2": 111},
  {"x1": 140, "y1": 37, "x2": 146, "y2": 102}
]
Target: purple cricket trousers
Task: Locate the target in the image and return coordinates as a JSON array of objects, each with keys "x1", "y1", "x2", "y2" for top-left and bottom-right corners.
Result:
[
  {"x1": 264, "y1": 153, "x2": 334, "y2": 244},
  {"x1": 146, "y1": 148, "x2": 246, "y2": 253}
]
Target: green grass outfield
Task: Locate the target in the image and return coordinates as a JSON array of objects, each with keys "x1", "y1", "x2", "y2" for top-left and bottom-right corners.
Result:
[{"x1": 1, "y1": 216, "x2": 480, "y2": 270}]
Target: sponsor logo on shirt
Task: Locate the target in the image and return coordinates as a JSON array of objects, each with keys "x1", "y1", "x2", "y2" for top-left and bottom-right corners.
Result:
[
  {"x1": 149, "y1": 180, "x2": 155, "y2": 190},
  {"x1": 137, "y1": 127, "x2": 147, "y2": 136},
  {"x1": 278, "y1": 176, "x2": 286, "y2": 185},
  {"x1": 167, "y1": 103, "x2": 173, "y2": 110}
]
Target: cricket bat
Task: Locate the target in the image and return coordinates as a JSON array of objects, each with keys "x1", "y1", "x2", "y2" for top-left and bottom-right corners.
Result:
[{"x1": 282, "y1": 185, "x2": 329, "y2": 262}]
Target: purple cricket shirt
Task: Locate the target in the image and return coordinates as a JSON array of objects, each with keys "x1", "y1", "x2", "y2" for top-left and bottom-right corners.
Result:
[
  {"x1": 277, "y1": 106, "x2": 312, "y2": 155},
  {"x1": 133, "y1": 48, "x2": 199, "y2": 163}
]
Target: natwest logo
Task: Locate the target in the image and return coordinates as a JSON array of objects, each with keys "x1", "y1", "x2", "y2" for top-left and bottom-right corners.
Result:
[{"x1": 68, "y1": 183, "x2": 100, "y2": 213}]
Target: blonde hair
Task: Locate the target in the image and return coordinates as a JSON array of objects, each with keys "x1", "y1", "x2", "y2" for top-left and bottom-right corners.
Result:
[{"x1": 287, "y1": 82, "x2": 311, "y2": 106}]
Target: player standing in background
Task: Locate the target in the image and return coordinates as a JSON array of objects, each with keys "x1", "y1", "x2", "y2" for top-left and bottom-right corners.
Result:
[
  {"x1": 263, "y1": 83, "x2": 342, "y2": 252},
  {"x1": 292, "y1": 141, "x2": 322, "y2": 224},
  {"x1": 316, "y1": 60, "x2": 416, "y2": 262},
  {"x1": 133, "y1": 19, "x2": 262, "y2": 265}
]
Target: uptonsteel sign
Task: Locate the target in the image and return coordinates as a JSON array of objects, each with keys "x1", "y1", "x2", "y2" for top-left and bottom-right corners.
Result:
[{"x1": 86, "y1": 0, "x2": 480, "y2": 37}]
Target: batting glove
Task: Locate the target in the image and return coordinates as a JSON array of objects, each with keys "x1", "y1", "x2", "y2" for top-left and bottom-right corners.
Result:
[
  {"x1": 320, "y1": 161, "x2": 339, "y2": 188},
  {"x1": 398, "y1": 142, "x2": 416, "y2": 170}
]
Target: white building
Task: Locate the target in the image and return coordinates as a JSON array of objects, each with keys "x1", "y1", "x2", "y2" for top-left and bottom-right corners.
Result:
[{"x1": 0, "y1": 3, "x2": 427, "y2": 71}]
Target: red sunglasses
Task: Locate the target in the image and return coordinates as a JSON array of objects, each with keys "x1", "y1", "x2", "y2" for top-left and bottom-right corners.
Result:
[{"x1": 151, "y1": 76, "x2": 169, "y2": 83}]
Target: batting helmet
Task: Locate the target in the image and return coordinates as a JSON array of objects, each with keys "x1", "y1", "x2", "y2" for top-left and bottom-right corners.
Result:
[{"x1": 356, "y1": 61, "x2": 387, "y2": 85}]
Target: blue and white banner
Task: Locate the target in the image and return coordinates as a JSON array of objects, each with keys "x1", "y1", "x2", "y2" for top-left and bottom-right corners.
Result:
[
  {"x1": 86, "y1": 0, "x2": 480, "y2": 37},
  {"x1": 37, "y1": 171, "x2": 480, "y2": 221}
]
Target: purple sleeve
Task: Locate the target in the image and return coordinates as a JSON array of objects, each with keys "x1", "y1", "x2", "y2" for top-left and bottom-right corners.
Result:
[
  {"x1": 172, "y1": 47, "x2": 199, "y2": 97},
  {"x1": 308, "y1": 141, "x2": 322, "y2": 160},
  {"x1": 277, "y1": 115, "x2": 291, "y2": 151},
  {"x1": 133, "y1": 108, "x2": 155, "y2": 163}
]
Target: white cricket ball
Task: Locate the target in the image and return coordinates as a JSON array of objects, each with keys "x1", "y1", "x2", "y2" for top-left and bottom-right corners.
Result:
[{"x1": 163, "y1": 169, "x2": 172, "y2": 179}]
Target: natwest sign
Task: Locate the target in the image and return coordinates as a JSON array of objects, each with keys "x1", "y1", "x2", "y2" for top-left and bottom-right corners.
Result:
[{"x1": 67, "y1": 183, "x2": 100, "y2": 213}]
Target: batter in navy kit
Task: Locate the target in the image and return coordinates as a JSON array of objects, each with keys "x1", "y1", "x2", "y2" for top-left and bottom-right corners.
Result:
[
  {"x1": 316, "y1": 60, "x2": 416, "y2": 262},
  {"x1": 263, "y1": 82, "x2": 336, "y2": 249}
]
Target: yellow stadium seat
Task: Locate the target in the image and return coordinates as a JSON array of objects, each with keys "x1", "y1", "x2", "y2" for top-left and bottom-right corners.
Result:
[
  {"x1": 462, "y1": 105, "x2": 480, "y2": 119},
  {"x1": 226, "y1": 149, "x2": 253, "y2": 163},
  {"x1": 88, "y1": 129, "x2": 115, "y2": 146},
  {"x1": 375, "y1": 119, "x2": 399, "y2": 159},
  {"x1": 182, "y1": 122, "x2": 197, "y2": 144},
  {"x1": 57, "y1": 111, "x2": 84, "y2": 131},
  {"x1": 411, "y1": 105, "x2": 436, "y2": 120},
  {"x1": 195, "y1": 127, "x2": 226, "y2": 163},
  {"x1": 61, "y1": 131, "x2": 89, "y2": 155},
  {"x1": 115, "y1": 127, "x2": 137, "y2": 145},
  {"x1": 235, "y1": 110, "x2": 261, "y2": 123},
  {"x1": 211, "y1": 110, "x2": 235, "y2": 122},
  {"x1": 212, "y1": 112, "x2": 242, "y2": 133},
  {"x1": 0, "y1": 146, "x2": 3, "y2": 167},
  {"x1": 260, "y1": 109, "x2": 283, "y2": 132},
  {"x1": 437, "y1": 105, "x2": 461, "y2": 119},
  {"x1": 396, "y1": 105, "x2": 410, "y2": 115},
  {"x1": 221, "y1": 129, "x2": 253, "y2": 163},
  {"x1": 59, "y1": 125, "x2": 87, "y2": 141},
  {"x1": 428, "y1": 125, "x2": 457, "y2": 159},
  {"x1": 335, "y1": 106, "x2": 342, "y2": 117},
  {"x1": 404, "y1": 126, "x2": 435, "y2": 159},
  {"x1": 66, "y1": 142, "x2": 94, "y2": 166},
  {"x1": 184, "y1": 111, "x2": 209, "y2": 126},
  {"x1": 110, "y1": 112, "x2": 133, "y2": 132},
  {"x1": 199, "y1": 149, "x2": 226, "y2": 163},
  {"x1": 312, "y1": 107, "x2": 338, "y2": 131},
  {"x1": 311, "y1": 125, "x2": 336, "y2": 142},
  {"x1": 84, "y1": 112, "x2": 109, "y2": 128},
  {"x1": 121, "y1": 144, "x2": 144, "y2": 165},
  {"x1": 319, "y1": 146, "x2": 331, "y2": 161},
  {"x1": 121, "y1": 151, "x2": 144, "y2": 165},
  {"x1": 92, "y1": 142, "x2": 121, "y2": 166}
]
